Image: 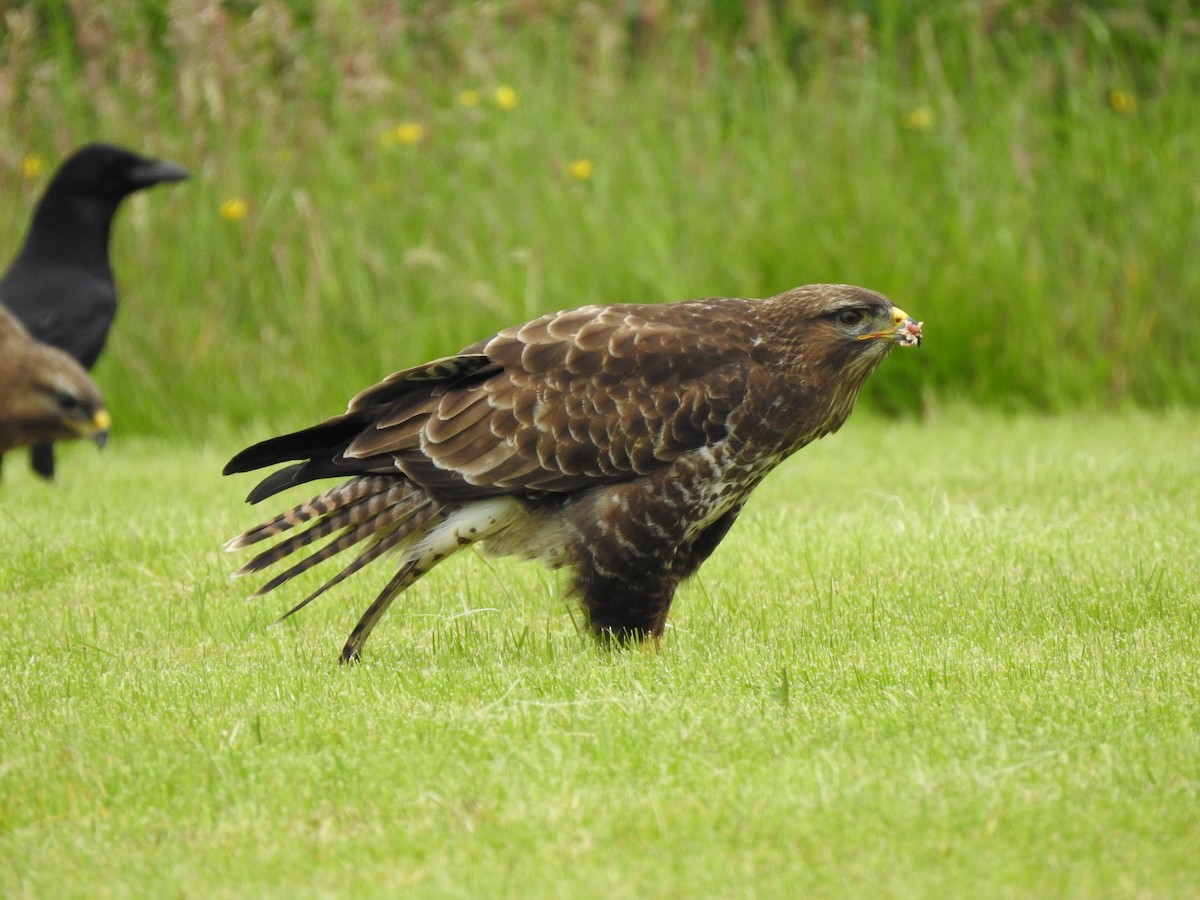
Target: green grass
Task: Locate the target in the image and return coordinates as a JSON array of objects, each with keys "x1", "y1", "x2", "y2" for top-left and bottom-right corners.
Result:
[
  {"x1": 1, "y1": 7, "x2": 1198, "y2": 894},
  {"x1": 2, "y1": 410, "x2": 1197, "y2": 897}
]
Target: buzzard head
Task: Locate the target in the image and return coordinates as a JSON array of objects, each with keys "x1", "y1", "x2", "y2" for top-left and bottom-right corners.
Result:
[
  {"x1": 10, "y1": 372, "x2": 110, "y2": 450},
  {"x1": 0, "y1": 309, "x2": 110, "y2": 453},
  {"x1": 761, "y1": 284, "x2": 923, "y2": 440}
]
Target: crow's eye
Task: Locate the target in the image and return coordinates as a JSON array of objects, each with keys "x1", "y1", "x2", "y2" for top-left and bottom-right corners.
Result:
[{"x1": 835, "y1": 308, "x2": 865, "y2": 326}]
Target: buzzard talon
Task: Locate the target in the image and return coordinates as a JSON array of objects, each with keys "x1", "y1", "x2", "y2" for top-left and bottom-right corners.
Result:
[{"x1": 224, "y1": 284, "x2": 923, "y2": 659}]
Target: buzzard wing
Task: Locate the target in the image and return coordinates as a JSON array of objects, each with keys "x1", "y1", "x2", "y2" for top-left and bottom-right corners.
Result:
[{"x1": 229, "y1": 300, "x2": 758, "y2": 502}]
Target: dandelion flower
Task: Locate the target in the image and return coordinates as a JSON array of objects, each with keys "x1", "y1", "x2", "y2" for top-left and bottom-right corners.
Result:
[
  {"x1": 21, "y1": 153, "x2": 45, "y2": 180},
  {"x1": 382, "y1": 122, "x2": 426, "y2": 146},
  {"x1": 1108, "y1": 90, "x2": 1136, "y2": 115},
  {"x1": 458, "y1": 89, "x2": 480, "y2": 108},
  {"x1": 494, "y1": 85, "x2": 519, "y2": 111},
  {"x1": 219, "y1": 197, "x2": 249, "y2": 221},
  {"x1": 902, "y1": 107, "x2": 934, "y2": 130},
  {"x1": 568, "y1": 159, "x2": 594, "y2": 181}
]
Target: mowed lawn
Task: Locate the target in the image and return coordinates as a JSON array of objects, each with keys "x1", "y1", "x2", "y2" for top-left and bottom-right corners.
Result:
[{"x1": 1, "y1": 410, "x2": 1197, "y2": 898}]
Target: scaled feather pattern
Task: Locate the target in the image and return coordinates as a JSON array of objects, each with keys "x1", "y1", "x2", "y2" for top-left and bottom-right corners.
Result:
[{"x1": 224, "y1": 284, "x2": 923, "y2": 661}]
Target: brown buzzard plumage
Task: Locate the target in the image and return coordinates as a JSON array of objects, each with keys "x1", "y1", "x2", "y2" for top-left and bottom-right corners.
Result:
[
  {"x1": 224, "y1": 284, "x2": 922, "y2": 661},
  {"x1": 0, "y1": 305, "x2": 109, "y2": 458}
]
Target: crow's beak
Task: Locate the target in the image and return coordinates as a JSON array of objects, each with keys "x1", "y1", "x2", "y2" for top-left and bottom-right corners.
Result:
[{"x1": 131, "y1": 159, "x2": 190, "y2": 187}]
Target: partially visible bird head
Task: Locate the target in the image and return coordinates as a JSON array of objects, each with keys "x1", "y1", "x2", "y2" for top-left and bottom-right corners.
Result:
[
  {"x1": 0, "y1": 310, "x2": 111, "y2": 454},
  {"x1": 53, "y1": 143, "x2": 189, "y2": 204},
  {"x1": 22, "y1": 368, "x2": 110, "y2": 448}
]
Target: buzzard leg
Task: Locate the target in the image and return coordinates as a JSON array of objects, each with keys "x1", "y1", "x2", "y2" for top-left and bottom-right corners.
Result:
[
  {"x1": 673, "y1": 506, "x2": 742, "y2": 581},
  {"x1": 577, "y1": 568, "x2": 677, "y2": 643},
  {"x1": 575, "y1": 506, "x2": 744, "y2": 642}
]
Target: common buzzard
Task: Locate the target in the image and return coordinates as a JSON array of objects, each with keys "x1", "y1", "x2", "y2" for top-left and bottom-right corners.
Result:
[
  {"x1": 225, "y1": 284, "x2": 922, "y2": 660},
  {"x1": 0, "y1": 306, "x2": 109, "y2": 458}
]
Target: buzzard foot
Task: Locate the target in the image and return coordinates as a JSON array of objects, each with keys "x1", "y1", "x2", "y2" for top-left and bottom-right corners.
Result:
[{"x1": 584, "y1": 596, "x2": 671, "y2": 646}]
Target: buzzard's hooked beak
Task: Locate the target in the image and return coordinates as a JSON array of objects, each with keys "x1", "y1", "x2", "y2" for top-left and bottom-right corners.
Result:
[
  {"x1": 860, "y1": 307, "x2": 923, "y2": 348},
  {"x1": 89, "y1": 409, "x2": 111, "y2": 448}
]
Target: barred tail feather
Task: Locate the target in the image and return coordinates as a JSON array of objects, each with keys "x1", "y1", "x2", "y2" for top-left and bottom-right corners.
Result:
[
  {"x1": 273, "y1": 506, "x2": 441, "y2": 624},
  {"x1": 339, "y1": 497, "x2": 526, "y2": 661},
  {"x1": 255, "y1": 500, "x2": 439, "y2": 599},
  {"x1": 229, "y1": 477, "x2": 528, "y2": 660},
  {"x1": 225, "y1": 476, "x2": 394, "y2": 551},
  {"x1": 235, "y1": 485, "x2": 429, "y2": 578}
]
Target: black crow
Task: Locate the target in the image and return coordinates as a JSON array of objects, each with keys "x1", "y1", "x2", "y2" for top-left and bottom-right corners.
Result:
[{"x1": 0, "y1": 142, "x2": 187, "y2": 479}]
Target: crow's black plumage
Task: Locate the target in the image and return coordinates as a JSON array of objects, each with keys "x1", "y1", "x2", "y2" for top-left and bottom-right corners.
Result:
[{"x1": 0, "y1": 143, "x2": 187, "y2": 479}]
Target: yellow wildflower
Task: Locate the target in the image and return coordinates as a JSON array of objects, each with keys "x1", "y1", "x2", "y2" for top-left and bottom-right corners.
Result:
[
  {"x1": 494, "y1": 85, "x2": 519, "y2": 111},
  {"x1": 21, "y1": 153, "x2": 45, "y2": 179},
  {"x1": 382, "y1": 122, "x2": 426, "y2": 146},
  {"x1": 1108, "y1": 90, "x2": 1135, "y2": 115},
  {"x1": 902, "y1": 107, "x2": 934, "y2": 130},
  {"x1": 568, "y1": 159, "x2": 594, "y2": 181},
  {"x1": 219, "y1": 197, "x2": 249, "y2": 221},
  {"x1": 458, "y1": 89, "x2": 480, "y2": 108}
]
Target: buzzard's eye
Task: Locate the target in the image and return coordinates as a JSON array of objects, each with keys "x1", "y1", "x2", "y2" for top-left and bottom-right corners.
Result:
[
  {"x1": 835, "y1": 308, "x2": 865, "y2": 326},
  {"x1": 55, "y1": 390, "x2": 83, "y2": 413}
]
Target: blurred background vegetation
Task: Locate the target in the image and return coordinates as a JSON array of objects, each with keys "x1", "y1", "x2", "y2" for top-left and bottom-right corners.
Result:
[{"x1": 1, "y1": 0, "x2": 1197, "y2": 437}]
